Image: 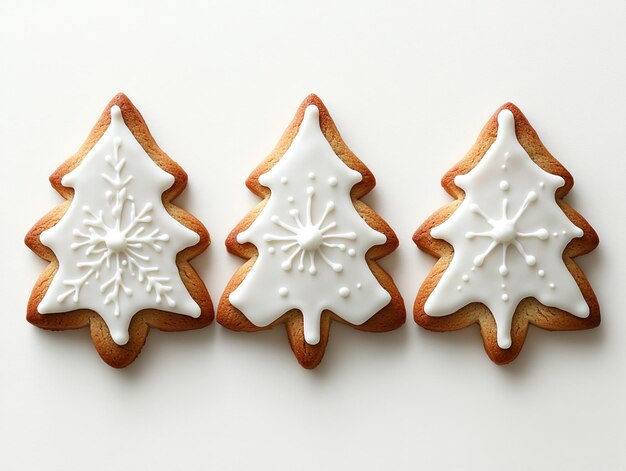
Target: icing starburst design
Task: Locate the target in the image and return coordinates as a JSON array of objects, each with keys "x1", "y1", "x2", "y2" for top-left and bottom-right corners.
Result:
[
  {"x1": 465, "y1": 191, "x2": 549, "y2": 276},
  {"x1": 58, "y1": 136, "x2": 173, "y2": 316},
  {"x1": 264, "y1": 186, "x2": 357, "y2": 275}
]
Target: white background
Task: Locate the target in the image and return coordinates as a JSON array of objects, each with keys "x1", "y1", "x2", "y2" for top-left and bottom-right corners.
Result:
[{"x1": 1, "y1": 1, "x2": 624, "y2": 469}]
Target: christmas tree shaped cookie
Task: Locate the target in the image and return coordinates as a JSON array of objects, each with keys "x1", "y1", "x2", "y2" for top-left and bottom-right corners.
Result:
[
  {"x1": 414, "y1": 104, "x2": 599, "y2": 364},
  {"x1": 25, "y1": 94, "x2": 213, "y2": 367},
  {"x1": 218, "y1": 94, "x2": 404, "y2": 368}
]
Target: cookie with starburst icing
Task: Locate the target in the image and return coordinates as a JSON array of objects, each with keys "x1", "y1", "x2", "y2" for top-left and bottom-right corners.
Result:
[
  {"x1": 414, "y1": 103, "x2": 600, "y2": 364},
  {"x1": 218, "y1": 94, "x2": 404, "y2": 369}
]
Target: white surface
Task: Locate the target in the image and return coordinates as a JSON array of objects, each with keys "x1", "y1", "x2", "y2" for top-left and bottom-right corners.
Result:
[{"x1": 0, "y1": 1, "x2": 624, "y2": 469}]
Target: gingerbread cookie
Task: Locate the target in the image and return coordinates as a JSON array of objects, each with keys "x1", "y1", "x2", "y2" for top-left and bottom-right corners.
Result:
[
  {"x1": 25, "y1": 93, "x2": 213, "y2": 368},
  {"x1": 414, "y1": 103, "x2": 600, "y2": 364},
  {"x1": 218, "y1": 94, "x2": 404, "y2": 368}
]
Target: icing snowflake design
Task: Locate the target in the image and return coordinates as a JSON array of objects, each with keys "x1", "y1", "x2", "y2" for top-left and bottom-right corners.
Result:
[
  {"x1": 58, "y1": 136, "x2": 173, "y2": 316},
  {"x1": 264, "y1": 185, "x2": 357, "y2": 275},
  {"x1": 465, "y1": 190, "x2": 549, "y2": 278}
]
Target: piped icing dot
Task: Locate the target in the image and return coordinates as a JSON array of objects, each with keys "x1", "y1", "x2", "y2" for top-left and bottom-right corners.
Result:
[
  {"x1": 348, "y1": 248, "x2": 356, "y2": 257},
  {"x1": 457, "y1": 286, "x2": 462, "y2": 291},
  {"x1": 356, "y1": 283, "x2": 362, "y2": 289},
  {"x1": 278, "y1": 287, "x2": 289, "y2": 297},
  {"x1": 538, "y1": 269, "x2": 545, "y2": 277},
  {"x1": 504, "y1": 151, "x2": 511, "y2": 160},
  {"x1": 499, "y1": 180, "x2": 510, "y2": 191},
  {"x1": 308, "y1": 172, "x2": 316, "y2": 180},
  {"x1": 339, "y1": 287, "x2": 350, "y2": 298},
  {"x1": 501, "y1": 294, "x2": 509, "y2": 302},
  {"x1": 328, "y1": 176, "x2": 338, "y2": 187},
  {"x1": 268, "y1": 247, "x2": 275, "y2": 254},
  {"x1": 549, "y1": 283, "x2": 556, "y2": 289},
  {"x1": 539, "y1": 181, "x2": 545, "y2": 188},
  {"x1": 501, "y1": 164, "x2": 507, "y2": 170},
  {"x1": 280, "y1": 177, "x2": 288, "y2": 184},
  {"x1": 287, "y1": 196, "x2": 294, "y2": 203},
  {"x1": 462, "y1": 275, "x2": 469, "y2": 282}
]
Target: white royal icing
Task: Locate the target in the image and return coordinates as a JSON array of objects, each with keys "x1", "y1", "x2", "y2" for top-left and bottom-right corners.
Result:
[
  {"x1": 229, "y1": 105, "x2": 391, "y2": 345},
  {"x1": 39, "y1": 105, "x2": 201, "y2": 345},
  {"x1": 425, "y1": 109, "x2": 588, "y2": 349}
]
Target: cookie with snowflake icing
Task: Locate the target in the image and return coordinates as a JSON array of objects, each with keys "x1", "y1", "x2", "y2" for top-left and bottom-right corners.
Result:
[
  {"x1": 414, "y1": 103, "x2": 600, "y2": 364},
  {"x1": 25, "y1": 94, "x2": 213, "y2": 367},
  {"x1": 218, "y1": 94, "x2": 404, "y2": 368}
]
